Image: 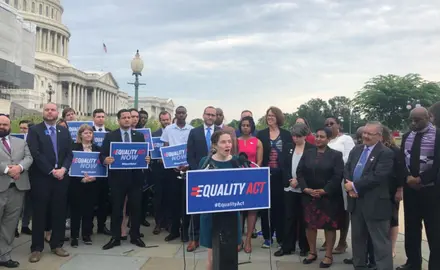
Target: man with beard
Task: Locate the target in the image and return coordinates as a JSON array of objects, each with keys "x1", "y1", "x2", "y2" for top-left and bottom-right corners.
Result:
[
  {"x1": 215, "y1": 108, "x2": 237, "y2": 154},
  {"x1": 397, "y1": 107, "x2": 440, "y2": 270},
  {"x1": 160, "y1": 106, "x2": 193, "y2": 242},
  {"x1": 151, "y1": 111, "x2": 172, "y2": 235},
  {"x1": 27, "y1": 103, "x2": 73, "y2": 263},
  {"x1": 185, "y1": 106, "x2": 219, "y2": 252},
  {"x1": 0, "y1": 115, "x2": 33, "y2": 268},
  {"x1": 100, "y1": 109, "x2": 147, "y2": 250}
]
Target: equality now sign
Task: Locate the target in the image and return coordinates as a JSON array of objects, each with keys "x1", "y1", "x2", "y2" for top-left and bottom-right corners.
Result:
[
  {"x1": 109, "y1": 142, "x2": 149, "y2": 170},
  {"x1": 69, "y1": 151, "x2": 108, "y2": 177},
  {"x1": 186, "y1": 167, "x2": 270, "y2": 215}
]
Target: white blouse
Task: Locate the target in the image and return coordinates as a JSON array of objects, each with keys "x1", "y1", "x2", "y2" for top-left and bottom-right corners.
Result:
[{"x1": 328, "y1": 134, "x2": 355, "y2": 164}]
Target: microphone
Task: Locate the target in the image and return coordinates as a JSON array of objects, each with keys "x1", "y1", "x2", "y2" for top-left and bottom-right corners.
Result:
[
  {"x1": 238, "y1": 152, "x2": 260, "y2": 168},
  {"x1": 201, "y1": 148, "x2": 217, "y2": 169}
]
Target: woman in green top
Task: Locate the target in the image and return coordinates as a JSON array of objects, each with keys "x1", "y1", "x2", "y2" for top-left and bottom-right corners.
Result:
[{"x1": 199, "y1": 130, "x2": 242, "y2": 270}]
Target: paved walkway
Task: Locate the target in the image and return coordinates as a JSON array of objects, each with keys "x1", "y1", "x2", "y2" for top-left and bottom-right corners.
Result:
[{"x1": 10, "y1": 213, "x2": 430, "y2": 270}]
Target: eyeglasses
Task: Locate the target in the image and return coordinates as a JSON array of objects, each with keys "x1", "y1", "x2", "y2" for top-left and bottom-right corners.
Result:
[
  {"x1": 205, "y1": 113, "x2": 216, "y2": 117},
  {"x1": 325, "y1": 122, "x2": 335, "y2": 127}
]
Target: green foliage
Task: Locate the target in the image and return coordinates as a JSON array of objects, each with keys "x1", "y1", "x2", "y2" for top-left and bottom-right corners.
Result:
[
  {"x1": 190, "y1": 118, "x2": 204, "y2": 128},
  {"x1": 11, "y1": 115, "x2": 43, "y2": 133},
  {"x1": 353, "y1": 73, "x2": 440, "y2": 129},
  {"x1": 256, "y1": 115, "x2": 267, "y2": 131},
  {"x1": 227, "y1": 119, "x2": 240, "y2": 130},
  {"x1": 146, "y1": 119, "x2": 161, "y2": 132}
]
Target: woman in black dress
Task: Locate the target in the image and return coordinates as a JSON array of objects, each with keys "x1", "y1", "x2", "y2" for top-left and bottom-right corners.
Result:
[{"x1": 297, "y1": 127, "x2": 344, "y2": 268}]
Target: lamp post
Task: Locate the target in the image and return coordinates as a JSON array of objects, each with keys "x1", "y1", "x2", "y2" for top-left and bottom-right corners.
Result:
[
  {"x1": 406, "y1": 99, "x2": 421, "y2": 110},
  {"x1": 128, "y1": 50, "x2": 145, "y2": 109},
  {"x1": 46, "y1": 83, "x2": 55, "y2": 103}
]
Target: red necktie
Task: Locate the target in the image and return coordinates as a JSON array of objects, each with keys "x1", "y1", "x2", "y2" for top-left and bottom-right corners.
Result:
[{"x1": 2, "y1": 138, "x2": 10, "y2": 154}]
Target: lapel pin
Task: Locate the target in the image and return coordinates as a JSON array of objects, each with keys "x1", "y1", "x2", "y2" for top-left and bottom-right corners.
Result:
[{"x1": 370, "y1": 156, "x2": 375, "y2": 162}]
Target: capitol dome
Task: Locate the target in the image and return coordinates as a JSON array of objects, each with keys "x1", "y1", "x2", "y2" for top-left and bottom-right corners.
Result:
[{"x1": 10, "y1": 0, "x2": 71, "y2": 66}]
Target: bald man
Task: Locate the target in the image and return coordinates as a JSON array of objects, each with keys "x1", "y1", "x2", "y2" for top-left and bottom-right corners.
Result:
[
  {"x1": 397, "y1": 107, "x2": 440, "y2": 270},
  {"x1": 0, "y1": 115, "x2": 33, "y2": 268}
]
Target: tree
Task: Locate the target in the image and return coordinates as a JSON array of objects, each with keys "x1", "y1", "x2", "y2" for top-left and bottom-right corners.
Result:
[
  {"x1": 353, "y1": 73, "x2": 440, "y2": 130},
  {"x1": 256, "y1": 116, "x2": 267, "y2": 130},
  {"x1": 227, "y1": 119, "x2": 240, "y2": 130},
  {"x1": 190, "y1": 118, "x2": 203, "y2": 128},
  {"x1": 296, "y1": 98, "x2": 331, "y2": 131}
]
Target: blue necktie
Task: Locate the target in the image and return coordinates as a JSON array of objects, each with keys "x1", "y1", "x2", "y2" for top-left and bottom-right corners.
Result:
[
  {"x1": 124, "y1": 131, "x2": 130, "y2": 142},
  {"x1": 49, "y1": 127, "x2": 58, "y2": 164},
  {"x1": 206, "y1": 127, "x2": 212, "y2": 152},
  {"x1": 353, "y1": 147, "x2": 369, "y2": 182}
]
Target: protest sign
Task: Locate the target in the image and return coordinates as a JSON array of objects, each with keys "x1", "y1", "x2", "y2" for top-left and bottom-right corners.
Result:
[
  {"x1": 93, "y1": 131, "x2": 108, "y2": 147},
  {"x1": 150, "y1": 137, "x2": 165, "y2": 159},
  {"x1": 69, "y1": 151, "x2": 108, "y2": 177},
  {"x1": 67, "y1": 121, "x2": 94, "y2": 141},
  {"x1": 109, "y1": 142, "x2": 149, "y2": 169},
  {"x1": 160, "y1": 144, "x2": 188, "y2": 169},
  {"x1": 134, "y1": 128, "x2": 154, "y2": 150}
]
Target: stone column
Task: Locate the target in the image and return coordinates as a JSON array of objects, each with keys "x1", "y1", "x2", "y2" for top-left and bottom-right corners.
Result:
[
  {"x1": 84, "y1": 87, "x2": 88, "y2": 115},
  {"x1": 72, "y1": 84, "x2": 76, "y2": 111},
  {"x1": 54, "y1": 33, "x2": 58, "y2": 55},
  {"x1": 38, "y1": 28, "x2": 42, "y2": 51},
  {"x1": 66, "y1": 38, "x2": 69, "y2": 58},
  {"x1": 67, "y1": 83, "x2": 72, "y2": 107},
  {"x1": 76, "y1": 85, "x2": 80, "y2": 113},
  {"x1": 92, "y1": 88, "x2": 97, "y2": 111}
]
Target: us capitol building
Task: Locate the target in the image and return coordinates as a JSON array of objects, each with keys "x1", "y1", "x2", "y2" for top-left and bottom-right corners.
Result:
[{"x1": 0, "y1": 0, "x2": 174, "y2": 118}]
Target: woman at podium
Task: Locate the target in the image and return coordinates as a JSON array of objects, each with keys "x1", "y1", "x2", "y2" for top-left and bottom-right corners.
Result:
[{"x1": 199, "y1": 130, "x2": 242, "y2": 270}]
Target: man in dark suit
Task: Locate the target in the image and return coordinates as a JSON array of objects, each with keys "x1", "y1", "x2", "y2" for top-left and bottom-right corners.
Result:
[
  {"x1": 186, "y1": 106, "x2": 219, "y2": 252},
  {"x1": 92, "y1": 109, "x2": 112, "y2": 236},
  {"x1": 100, "y1": 109, "x2": 147, "y2": 250},
  {"x1": 344, "y1": 121, "x2": 394, "y2": 270},
  {"x1": 151, "y1": 111, "x2": 172, "y2": 235},
  {"x1": 27, "y1": 103, "x2": 73, "y2": 263}
]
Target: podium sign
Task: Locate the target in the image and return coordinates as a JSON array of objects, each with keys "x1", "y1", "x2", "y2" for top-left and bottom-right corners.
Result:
[{"x1": 186, "y1": 167, "x2": 270, "y2": 215}]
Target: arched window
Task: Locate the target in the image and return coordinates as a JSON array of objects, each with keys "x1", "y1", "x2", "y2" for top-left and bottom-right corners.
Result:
[
  {"x1": 39, "y1": 3, "x2": 42, "y2": 14},
  {"x1": 23, "y1": 0, "x2": 27, "y2": 11},
  {"x1": 51, "y1": 8, "x2": 54, "y2": 18},
  {"x1": 45, "y1": 6, "x2": 48, "y2": 16},
  {"x1": 31, "y1": 2, "x2": 35, "y2": 12}
]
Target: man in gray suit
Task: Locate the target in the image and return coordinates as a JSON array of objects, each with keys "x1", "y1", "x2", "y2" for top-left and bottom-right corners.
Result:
[
  {"x1": 344, "y1": 121, "x2": 394, "y2": 270},
  {"x1": 0, "y1": 115, "x2": 33, "y2": 268}
]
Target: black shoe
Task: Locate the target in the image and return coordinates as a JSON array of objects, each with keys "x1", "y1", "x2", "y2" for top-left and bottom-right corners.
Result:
[
  {"x1": 153, "y1": 226, "x2": 161, "y2": 235},
  {"x1": 21, "y1": 227, "x2": 32, "y2": 235},
  {"x1": 164, "y1": 233, "x2": 180, "y2": 242},
  {"x1": 343, "y1": 258, "x2": 353, "y2": 265},
  {"x1": 63, "y1": 236, "x2": 69, "y2": 241},
  {"x1": 319, "y1": 256, "x2": 333, "y2": 268},
  {"x1": 141, "y1": 220, "x2": 150, "y2": 227},
  {"x1": 102, "y1": 238, "x2": 121, "y2": 250},
  {"x1": 140, "y1": 233, "x2": 144, "y2": 238},
  {"x1": 299, "y1": 250, "x2": 308, "y2": 257},
  {"x1": 251, "y1": 231, "x2": 258, "y2": 239},
  {"x1": 83, "y1": 236, "x2": 92, "y2": 245},
  {"x1": 303, "y1": 253, "x2": 318, "y2": 264},
  {"x1": 0, "y1": 259, "x2": 19, "y2": 268},
  {"x1": 396, "y1": 263, "x2": 421, "y2": 270},
  {"x1": 71, "y1": 238, "x2": 78, "y2": 248},
  {"x1": 130, "y1": 238, "x2": 146, "y2": 248},
  {"x1": 274, "y1": 249, "x2": 292, "y2": 257},
  {"x1": 368, "y1": 263, "x2": 377, "y2": 270},
  {"x1": 14, "y1": 229, "x2": 19, "y2": 238},
  {"x1": 121, "y1": 236, "x2": 128, "y2": 240},
  {"x1": 98, "y1": 226, "x2": 112, "y2": 236}
]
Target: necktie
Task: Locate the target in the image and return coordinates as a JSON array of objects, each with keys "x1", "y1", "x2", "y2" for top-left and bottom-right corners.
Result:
[
  {"x1": 206, "y1": 127, "x2": 212, "y2": 151},
  {"x1": 99, "y1": 128, "x2": 103, "y2": 132},
  {"x1": 353, "y1": 147, "x2": 369, "y2": 182},
  {"x1": 2, "y1": 138, "x2": 10, "y2": 154},
  {"x1": 409, "y1": 132, "x2": 424, "y2": 176},
  {"x1": 49, "y1": 127, "x2": 58, "y2": 164},
  {"x1": 124, "y1": 131, "x2": 130, "y2": 142}
]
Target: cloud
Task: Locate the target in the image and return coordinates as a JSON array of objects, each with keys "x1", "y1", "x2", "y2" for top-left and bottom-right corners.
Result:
[{"x1": 62, "y1": 0, "x2": 440, "y2": 121}]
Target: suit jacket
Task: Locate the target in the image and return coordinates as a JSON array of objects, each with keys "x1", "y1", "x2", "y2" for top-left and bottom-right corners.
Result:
[
  {"x1": 345, "y1": 142, "x2": 394, "y2": 220},
  {"x1": 220, "y1": 125, "x2": 237, "y2": 155},
  {"x1": 256, "y1": 127, "x2": 293, "y2": 167},
  {"x1": 281, "y1": 141, "x2": 315, "y2": 188},
  {"x1": 27, "y1": 122, "x2": 73, "y2": 178},
  {"x1": 187, "y1": 125, "x2": 220, "y2": 170},
  {"x1": 297, "y1": 147, "x2": 344, "y2": 197},
  {"x1": 0, "y1": 136, "x2": 33, "y2": 192},
  {"x1": 92, "y1": 126, "x2": 111, "y2": 132},
  {"x1": 99, "y1": 129, "x2": 145, "y2": 184}
]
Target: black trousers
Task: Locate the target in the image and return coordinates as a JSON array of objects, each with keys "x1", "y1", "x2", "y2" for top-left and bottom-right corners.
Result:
[
  {"x1": 96, "y1": 179, "x2": 110, "y2": 230},
  {"x1": 281, "y1": 191, "x2": 309, "y2": 252},
  {"x1": 31, "y1": 176, "x2": 69, "y2": 251},
  {"x1": 141, "y1": 170, "x2": 151, "y2": 222},
  {"x1": 153, "y1": 167, "x2": 171, "y2": 227},
  {"x1": 108, "y1": 173, "x2": 143, "y2": 240},
  {"x1": 69, "y1": 179, "x2": 98, "y2": 239},
  {"x1": 169, "y1": 170, "x2": 190, "y2": 237},
  {"x1": 403, "y1": 185, "x2": 440, "y2": 270},
  {"x1": 260, "y1": 171, "x2": 284, "y2": 243}
]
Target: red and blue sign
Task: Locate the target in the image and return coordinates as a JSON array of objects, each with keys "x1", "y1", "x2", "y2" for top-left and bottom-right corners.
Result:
[
  {"x1": 151, "y1": 137, "x2": 164, "y2": 159},
  {"x1": 160, "y1": 144, "x2": 188, "y2": 169},
  {"x1": 134, "y1": 128, "x2": 154, "y2": 151},
  {"x1": 109, "y1": 142, "x2": 149, "y2": 170},
  {"x1": 69, "y1": 151, "x2": 108, "y2": 177},
  {"x1": 67, "y1": 121, "x2": 94, "y2": 141},
  {"x1": 186, "y1": 167, "x2": 271, "y2": 214}
]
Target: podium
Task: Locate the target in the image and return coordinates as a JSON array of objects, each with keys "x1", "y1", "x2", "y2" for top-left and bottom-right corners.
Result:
[{"x1": 186, "y1": 167, "x2": 270, "y2": 270}]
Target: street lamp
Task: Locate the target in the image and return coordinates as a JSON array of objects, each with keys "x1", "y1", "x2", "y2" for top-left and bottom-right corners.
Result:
[
  {"x1": 46, "y1": 83, "x2": 55, "y2": 103},
  {"x1": 406, "y1": 99, "x2": 421, "y2": 110},
  {"x1": 128, "y1": 50, "x2": 146, "y2": 109}
]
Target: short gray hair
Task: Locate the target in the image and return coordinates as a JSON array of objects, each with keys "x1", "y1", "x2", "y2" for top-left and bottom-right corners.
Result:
[{"x1": 366, "y1": 121, "x2": 383, "y2": 135}]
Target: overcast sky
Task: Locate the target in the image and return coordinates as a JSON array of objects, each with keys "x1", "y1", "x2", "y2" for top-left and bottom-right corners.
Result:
[{"x1": 62, "y1": 0, "x2": 440, "y2": 121}]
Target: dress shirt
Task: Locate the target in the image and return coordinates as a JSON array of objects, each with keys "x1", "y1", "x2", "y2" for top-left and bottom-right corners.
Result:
[
  {"x1": 160, "y1": 123, "x2": 193, "y2": 146},
  {"x1": 120, "y1": 128, "x2": 132, "y2": 142},
  {"x1": 95, "y1": 125, "x2": 105, "y2": 132},
  {"x1": 204, "y1": 124, "x2": 214, "y2": 136}
]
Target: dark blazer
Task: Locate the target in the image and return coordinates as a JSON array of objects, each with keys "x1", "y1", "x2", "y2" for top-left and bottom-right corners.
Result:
[
  {"x1": 297, "y1": 147, "x2": 344, "y2": 197},
  {"x1": 99, "y1": 129, "x2": 145, "y2": 184},
  {"x1": 27, "y1": 122, "x2": 73, "y2": 177},
  {"x1": 257, "y1": 127, "x2": 293, "y2": 167},
  {"x1": 281, "y1": 141, "x2": 315, "y2": 188},
  {"x1": 92, "y1": 126, "x2": 111, "y2": 132},
  {"x1": 388, "y1": 145, "x2": 406, "y2": 194},
  {"x1": 401, "y1": 129, "x2": 440, "y2": 185},
  {"x1": 345, "y1": 142, "x2": 394, "y2": 220},
  {"x1": 187, "y1": 125, "x2": 220, "y2": 170}
]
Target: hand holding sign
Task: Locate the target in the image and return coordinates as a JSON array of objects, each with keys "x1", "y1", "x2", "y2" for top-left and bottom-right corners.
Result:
[
  {"x1": 104, "y1": 157, "x2": 114, "y2": 165},
  {"x1": 145, "y1": 156, "x2": 151, "y2": 164}
]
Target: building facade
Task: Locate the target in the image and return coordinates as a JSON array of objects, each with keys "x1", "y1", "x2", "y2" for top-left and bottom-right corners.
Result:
[{"x1": 130, "y1": 96, "x2": 174, "y2": 119}]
